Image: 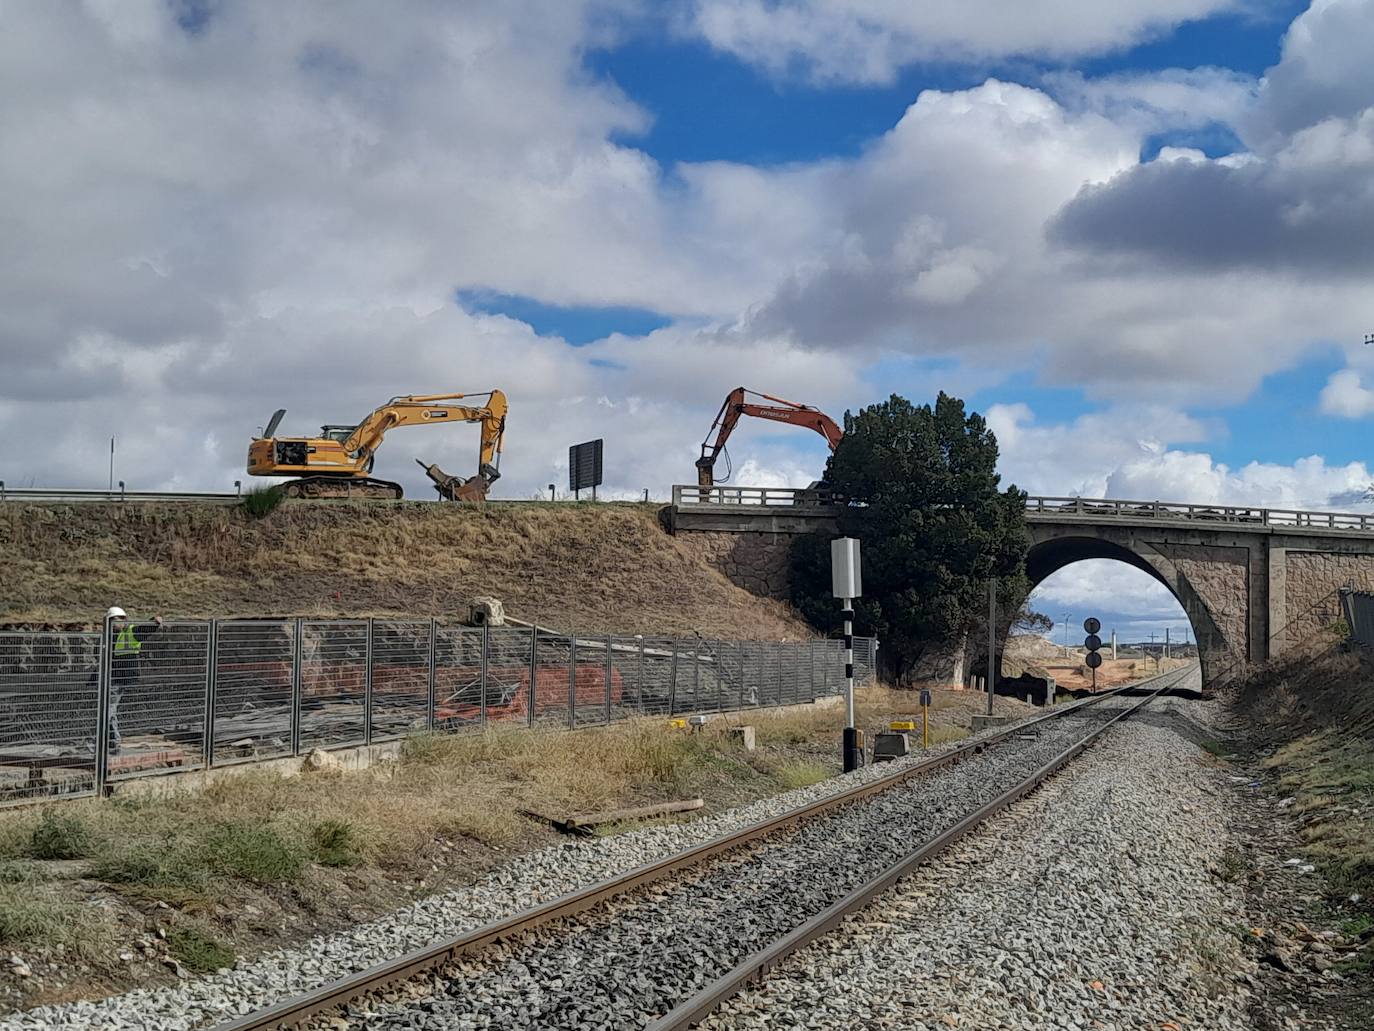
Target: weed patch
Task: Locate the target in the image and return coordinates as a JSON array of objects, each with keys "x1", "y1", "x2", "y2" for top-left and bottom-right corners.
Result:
[
  {"x1": 240, "y1": 485, "x2": 283, "y2": 518},
  {"x1": 0, "y1": 886, "x2": 71, "y2": 944},
  {"x1": 26, "y1": 811, "x2": 97, "y2": 860},
  {"x1": 775, "y1": 760, "x2": 830, "y2": 790},
  {"x1": 167, "y1": 925, "x2": 235, "y2": 973},
  {"x1": 311, "y1": 820, "x2": 362, "y2": 868},
  {"x1": 205, "y1": 824, "x2": 304, "y2": 884}
]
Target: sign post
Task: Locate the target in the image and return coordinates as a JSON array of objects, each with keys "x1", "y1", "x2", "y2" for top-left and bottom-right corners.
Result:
[
  {"x1": 831, "y1": 537, "x2": 863, "y2": 773},
  {"x1": 568, "y1": 439, "x2": 604, "y2": 501},
  {"x1": 919, "y1": 687, "x2": 931, "y2": 749}
]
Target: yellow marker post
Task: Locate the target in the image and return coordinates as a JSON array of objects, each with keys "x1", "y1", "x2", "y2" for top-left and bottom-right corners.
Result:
[{"x1": 919, "y1": 688, "x2": 932, "y2": 748}]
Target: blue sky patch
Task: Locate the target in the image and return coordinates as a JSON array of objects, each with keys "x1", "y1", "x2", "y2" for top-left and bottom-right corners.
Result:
[{"x1": 457, "y1": 290, "x2": 672, "y2": 345}]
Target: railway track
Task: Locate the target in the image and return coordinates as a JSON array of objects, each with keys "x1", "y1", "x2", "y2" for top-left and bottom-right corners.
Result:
[{"x1": 217, "y1": 665, "x2": 1195, "y2": 1031}]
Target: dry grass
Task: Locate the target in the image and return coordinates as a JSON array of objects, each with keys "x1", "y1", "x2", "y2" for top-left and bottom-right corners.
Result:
[
  {"x1": 1261, "y1": 729, "x2": 1374, "y2": 905},
  {"x1": 0, "y1": 683, "x2": 1023, "y2": 1004},
  {"x1": 0, "y1": 502, "x2": 812, "y2": 638}
]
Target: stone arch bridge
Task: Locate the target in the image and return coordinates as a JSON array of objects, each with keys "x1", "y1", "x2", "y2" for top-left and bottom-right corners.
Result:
[{"x1": 669, "y1": 487, "x2": 1374, "y2": 686}]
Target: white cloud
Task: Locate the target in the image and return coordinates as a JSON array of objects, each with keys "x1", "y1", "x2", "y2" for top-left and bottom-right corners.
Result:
[
  {"x1": 990, "y1": 400, "x2": 1374, "y2": 511},
  {"x1": 3, "y1": 0, "x2": 1372, "y2": 515},
  {"x1": 687, "y1": 0, "x2": 1246, "y2": 85},
  {"x1": 1028, "y1": 560, "x2": 1189, "y2": 643},
  {"x1": 1318, "y1": 368, "x2": 1374, "y2": 418}
]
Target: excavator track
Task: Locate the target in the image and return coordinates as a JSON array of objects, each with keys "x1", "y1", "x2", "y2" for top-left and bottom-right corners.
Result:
[{"x1": 279, "y1": 477, "x2": 404, "y2": 500}]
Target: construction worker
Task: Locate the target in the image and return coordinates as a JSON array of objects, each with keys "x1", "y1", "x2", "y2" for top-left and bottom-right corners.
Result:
[{"x1": 105, "y1": 607, "x2": 163, "y2": 756}]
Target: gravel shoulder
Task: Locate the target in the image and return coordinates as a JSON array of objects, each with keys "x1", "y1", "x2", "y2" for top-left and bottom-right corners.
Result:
[{"x1": 703, "y1": 693, "x2": 1283, "y2": 1031}]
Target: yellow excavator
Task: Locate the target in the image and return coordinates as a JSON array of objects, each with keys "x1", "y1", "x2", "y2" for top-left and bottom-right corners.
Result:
[{"x1": 246, "y1": 390, "x2": 507, "y2": 501}]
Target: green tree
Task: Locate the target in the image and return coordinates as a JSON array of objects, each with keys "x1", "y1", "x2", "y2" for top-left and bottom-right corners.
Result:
[{"x1": 790, "y1": 392, "x2": 1029, "y2": 683}]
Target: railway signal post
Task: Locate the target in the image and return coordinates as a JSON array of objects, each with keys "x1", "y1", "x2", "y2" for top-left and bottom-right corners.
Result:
[
  {"x1": 831, "y1": 537, "x2": 864, "y2": 773},
  {"x1": 1083, "y1": 617, "x2": 1103, "y2": 690}
]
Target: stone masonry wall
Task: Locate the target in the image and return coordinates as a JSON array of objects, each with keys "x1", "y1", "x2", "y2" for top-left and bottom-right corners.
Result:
[
  {"x1": 1154, "y1": 544, "x2": 1250, "y2": 669},
  {"x1": 1285, "y1": 552, "x2": 1374, "y2": 646},
  {"x1": 677, "y1": 531, "x2": 794, "y2": 601}
]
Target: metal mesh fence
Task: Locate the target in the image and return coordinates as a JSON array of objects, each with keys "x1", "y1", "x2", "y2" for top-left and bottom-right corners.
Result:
[
  {"x1": 108, "y1": 621, "x2": 210, "y2": 780},
  {"x1": 0, "y1": 631, "x2": 100, "y2": 802},
  {"x1": 369, "y1": 621, "x2": 431, "y2": 742},
  {"x1": 0, "y1": 618, "x2": 875, "y2": 806},
  {"x1": 299, "y1": 620, "x2": 368, "y2": 752},
  {"x1": 213, "y1": 621, "x2": 294, "y2": 766},
  {"x1": 1341, "y1": 588, "x2": 1374, "y2": 649}
]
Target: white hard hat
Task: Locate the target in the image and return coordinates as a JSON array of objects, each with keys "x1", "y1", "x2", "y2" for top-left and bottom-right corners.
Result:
[{"x1": 106, "y1": 606, "x2": 126, "y2": 620}]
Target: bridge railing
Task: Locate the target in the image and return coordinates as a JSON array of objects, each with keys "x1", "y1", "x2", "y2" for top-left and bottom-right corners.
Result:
[
  {"x1": 671, "y1": 485, "x2": 837, "y2": 508},
  {"x1": 1025, "y1": 496, "x2": 1374, "y2": 531}
]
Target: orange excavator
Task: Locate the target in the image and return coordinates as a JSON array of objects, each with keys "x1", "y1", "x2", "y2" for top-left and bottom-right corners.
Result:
[{"x1": 695, "y1": 387, "x2": 843, "y2": 487}]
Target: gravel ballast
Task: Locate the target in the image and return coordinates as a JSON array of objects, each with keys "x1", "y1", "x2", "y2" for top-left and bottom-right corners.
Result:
[
  {"x1": 328, "y1": 691, "x2": 1172, "y2": 1029},
  {"x1": 706, "y1": 686, "x2": 1261, "y2": 1030},
  {"x1": 0, "y1": 696, "x2": 1069, "y2": 1031},
  {"x1": 0, "y1": 676, "x2": 1189, "y2": 1031}
]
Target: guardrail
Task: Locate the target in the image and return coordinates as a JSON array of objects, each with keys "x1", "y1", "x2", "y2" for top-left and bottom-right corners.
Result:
[
  {"x1": 671, "y1": 485, "x2": 835, "y2": 507},
  {"x1": 1025, "y1": 495, "x2": 1374, "y2": 531},
  {"x1": 670, "y1": 485, "x2": 1374, "y2": 534},
  {"x1": 0, "y1": 481, "x2": 242, "y2": 503}
]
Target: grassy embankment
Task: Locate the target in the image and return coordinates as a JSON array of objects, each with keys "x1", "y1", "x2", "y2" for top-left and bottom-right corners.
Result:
[
  {"x1": 0, "y1": 500, "x2": 809, "y2": 639},
  {"x1": 0, "y1": 686, "x2": 1025, "y2": 1008},
  {"x1": 1217, "y1": 632, "x2": 1374, "y2": 973}
]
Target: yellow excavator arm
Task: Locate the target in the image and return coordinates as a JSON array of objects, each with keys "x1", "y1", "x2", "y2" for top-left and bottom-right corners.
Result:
[
  {"x1": 247, "y1": 390, "x2": 508, "y2": 501},
  {"x1": 343, "y1": 391, "x2": 507, "y2": 477}
]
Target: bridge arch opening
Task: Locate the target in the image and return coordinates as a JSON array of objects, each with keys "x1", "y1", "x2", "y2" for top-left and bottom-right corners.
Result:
[{"x1": 1007, "y1": 534, "x2": 1204, "y2": 690}]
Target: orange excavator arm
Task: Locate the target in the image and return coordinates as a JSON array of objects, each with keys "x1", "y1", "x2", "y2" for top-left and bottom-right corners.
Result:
[{"x1": 696, "y1": 387, "x2": 843, "y2": 487}]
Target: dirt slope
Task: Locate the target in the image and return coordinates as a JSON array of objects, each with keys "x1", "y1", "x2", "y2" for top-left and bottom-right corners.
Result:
[{"x1": 0, "y1": 501, "x2": 813, "y2": 639}]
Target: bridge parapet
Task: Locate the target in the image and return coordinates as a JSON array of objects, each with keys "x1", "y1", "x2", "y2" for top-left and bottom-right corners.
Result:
[
  {"x1": 669, "y1": 486, "x2": 1374, "y2": 539},
  {"x1": 669, "y1": 485, "x2": 838, "y2": 533},
  {"x1": 1026, "y1": 496, "x2": 1374, "y2": 535}
]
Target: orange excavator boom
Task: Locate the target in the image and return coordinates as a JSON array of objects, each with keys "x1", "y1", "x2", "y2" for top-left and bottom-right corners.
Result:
[{"x1": 695, "y1": 387, "x2": 843, "y2": 487}]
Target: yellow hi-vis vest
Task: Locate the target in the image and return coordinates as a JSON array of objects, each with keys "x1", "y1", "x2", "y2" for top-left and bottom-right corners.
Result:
[{"x1": 115, "y1": 625, "x2": 142, "y2": 656}]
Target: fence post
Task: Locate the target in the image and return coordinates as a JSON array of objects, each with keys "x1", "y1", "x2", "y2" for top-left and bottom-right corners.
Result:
[
  {"x1": 364, "y1": 617, "x2": 374, "y2": 747},
  {"x1": 567, "y1": 632, "x2": 577, "y2": 729},
  {"x1": 808, "y1": 640, "x2": 816, "y2": 701},
  {"x1": 636, "y1": 635, "x2": 645, "y2": 715},
  {"x1": 290, "y1": 617, "x2": 303, "y2": 757},
  {"x1": 203, "y1": 619, "x2": 218, "y2": 768},
  {"x1": 94, "y1": 616, "x2": 113, "y2": 796},
  {"x1": 427, "y1": 619, "x2": 438, "y2": 733},
  {"x1": 668, "y1": 639, "x2": 679, "y2": 715},
  {"x1": 604, "y1": 635, "x2": 613, "y2": 725},
  {"x1": 480, "y1": 623, "x2": 490, "y2": 728},
  {"x1": 528, "y1": 626, "x2": 538, "y2": 727},
  {"x1": 692, "y1": 641, "x2": 701, "y2": 712}
]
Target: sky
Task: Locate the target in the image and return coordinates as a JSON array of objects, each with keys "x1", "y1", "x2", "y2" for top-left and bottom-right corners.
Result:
[{"x1": 3, "y1": 0, "x2": 1374, "y2": 640}]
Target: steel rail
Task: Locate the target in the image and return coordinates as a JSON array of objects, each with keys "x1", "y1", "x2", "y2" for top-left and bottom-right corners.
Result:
[
  {"x1": 212, "y1": 667, "x2": 1191, "y2": 1031},
  {"x1": 646, "y1": 671, "x2": 1182, "y2": 1031}
]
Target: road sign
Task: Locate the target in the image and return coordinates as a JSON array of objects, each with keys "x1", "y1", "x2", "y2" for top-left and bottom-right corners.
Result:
[
  {"x1": 1083, "y1": 617, "x2": 1101, "y2": 635},
  {"x1": 568, "y1": 439, "x2": 603, "y2": 497},
  {"x1": 1086, "y1": 651, "x2": 1103, "y2": 669}
]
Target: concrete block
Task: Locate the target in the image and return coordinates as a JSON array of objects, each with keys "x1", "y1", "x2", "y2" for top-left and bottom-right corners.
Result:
[
  {"x1": 971, "y1": 714, "x2": 1011, "y2": 734},
  {"x1": 728, "y1": 725, "x2": 756, "y2": 751}
]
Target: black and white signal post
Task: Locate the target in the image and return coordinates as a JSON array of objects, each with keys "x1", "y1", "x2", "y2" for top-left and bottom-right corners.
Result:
[{"x1": 831, "y1": 537, "x2": 863, "y2": 772}]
